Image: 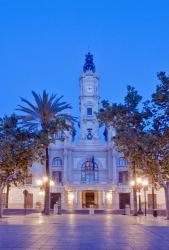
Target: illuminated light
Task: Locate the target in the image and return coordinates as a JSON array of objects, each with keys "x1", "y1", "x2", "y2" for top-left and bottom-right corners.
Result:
[
  {"x1": 130, "y1": 180, "x2": 135, "y2": 186},
  {"x1": 68, "y1": 192, "x2": 74, "y2": 201},
  {"x1": 142, "y1": 179, "x2": 148, "y2": 186},
  {"x1": 39, "y1": 191, "x2": 45, "y2": 196},
  {"x1": 36, "y1": 179, "x2": 43, "y2": 186},
  {"x1": 136, "y1": 177, "x2": 142, "y2": 184},
  {"x1": 43, "y1": 176, "x2": 48, "y2": 183},
  {"x1": 106, "y1": 192, "x2": 112, "y2": 201},
  {"x1": 50, "y1": 180, "x2": 55, "y2": 186}
]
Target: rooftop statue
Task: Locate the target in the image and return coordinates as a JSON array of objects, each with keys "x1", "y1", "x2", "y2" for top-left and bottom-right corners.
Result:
[{"x1": 83, "y1": 52, "x2": 96, "y2": 73}]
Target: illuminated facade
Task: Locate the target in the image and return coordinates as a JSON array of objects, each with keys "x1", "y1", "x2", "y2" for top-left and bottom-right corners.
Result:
[{"x1": 5, "y1": 53, "x2": 166, "y2": 212}]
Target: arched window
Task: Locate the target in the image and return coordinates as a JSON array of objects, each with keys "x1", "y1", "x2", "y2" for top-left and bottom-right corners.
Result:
[
  {"x1": 54, "y1": 131, "x2": 65, "y2": 140},
  {"x1": 87, "y1": 107, "x2": 92, "y2": 116},
  {"x1": 117, "y1": 157, "x2": 128, "y2": 167},
  {"x1": 81, "y1": 159, "x2": 99, "y2": 183},
  {"x1": 86, "y1": 101, "x2": 93, "y2": 116},
  {"x1": 52, "y1": 157, "x2": 63, "y2": 167}
]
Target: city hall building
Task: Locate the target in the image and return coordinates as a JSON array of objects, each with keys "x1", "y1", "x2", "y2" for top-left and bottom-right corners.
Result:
[{"x1": 4, "y1": 53, "x2": 166, "y2": 212}]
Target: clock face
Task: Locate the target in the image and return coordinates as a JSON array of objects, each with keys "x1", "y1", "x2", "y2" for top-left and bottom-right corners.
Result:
[{"x1": 86, "y1": 85, "x2": 93, "y2": 93}]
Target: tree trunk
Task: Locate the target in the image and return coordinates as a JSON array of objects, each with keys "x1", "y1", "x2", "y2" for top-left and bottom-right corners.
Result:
[
  {"x1": 132, "y1": 162, "x2": 137, "y2": 216},
  {"x1": 44, "y1": 147, "x2": 50, "y2": 215},
  {"x1": 152, "y1": 186, "x2": 155, "y2": 210},
  {"x1": 164, "y1": 182, "x2": 169, "y2": 220},
  {"x1": 0, "y1": 187, "x2": 4, "y2": 218},
  {"x1": 5, "y1": 184, "x2": 10, "y2": 209}
]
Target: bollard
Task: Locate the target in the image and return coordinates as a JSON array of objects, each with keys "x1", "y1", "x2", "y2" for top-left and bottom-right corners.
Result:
[
  {"x1": 153, "y1": 210, "x2": 158, "y2": 217},
  {"x1": 54, "y1": 202, "x2": 59, "y2": 215},
  {"x1": 125, "y1": 204, "x2": 131, "y2": 215},
  {"x1": 89, "y1": 205, "x2": 94, "y2": 215}
]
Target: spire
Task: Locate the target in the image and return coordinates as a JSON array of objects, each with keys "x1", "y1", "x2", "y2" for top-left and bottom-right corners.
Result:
[{"x1": 83, "y1": 52, "x2": 96, "y2": 73}]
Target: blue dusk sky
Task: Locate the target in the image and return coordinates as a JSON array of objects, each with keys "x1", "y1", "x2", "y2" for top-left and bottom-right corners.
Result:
[{"x1": 0, "y1": 0, "x2": 169, "y2": 117}]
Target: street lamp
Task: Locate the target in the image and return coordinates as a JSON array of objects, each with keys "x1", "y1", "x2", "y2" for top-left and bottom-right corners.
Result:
[
  {"x1": 36, "y1": 177, "x2": 54, "y2": 187},
  {"x1": 136, "y1": 177, "x2": 143, "y2": 215},
  {"x1": 130, "y1": 177, "x2": 148, "y2": 215},
  {"x1": 142, "y1": 179, "x2": 149, "y2": 216},
  {"x1": 36, "y1": 177, "x2": 55, "y2": 195}
]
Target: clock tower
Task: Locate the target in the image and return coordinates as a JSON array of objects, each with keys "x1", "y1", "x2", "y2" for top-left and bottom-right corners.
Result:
[{"x1": 79, "y1": 52, "x2": 100, "y2": 140}]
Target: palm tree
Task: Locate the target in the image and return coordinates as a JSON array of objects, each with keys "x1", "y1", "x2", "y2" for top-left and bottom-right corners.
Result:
[{"x1": 17, "y1": 90, "x2": 73, "y2": 215}]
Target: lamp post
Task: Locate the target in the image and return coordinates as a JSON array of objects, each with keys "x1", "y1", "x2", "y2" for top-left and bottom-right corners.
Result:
[
  {"x1": 36, "y1": 176, "x2": 55, "y2": 213},
  {"x1": 142, "y1": 179, "x2": 149, "y2": 216},
  {"x1": 136, "y1": 177, "x2": 143, "y2": 215},
  {"x1": 36, "y1": 176, "x2": 55, "y2": 189},
  {"x1": 130, "y1": 177, "x2": 148, "y2": 215}
]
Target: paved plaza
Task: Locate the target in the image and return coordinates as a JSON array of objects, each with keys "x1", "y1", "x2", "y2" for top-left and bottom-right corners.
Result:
[{"x1": 0, "y1": 214, "x2": 169, "y2": 250}]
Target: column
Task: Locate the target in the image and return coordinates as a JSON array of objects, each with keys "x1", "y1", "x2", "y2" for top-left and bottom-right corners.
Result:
[
  {"x1": 112, "y1": 154, "x2": 117, "y2": 185},
  {"x1": 99, "y1": 190, "x2": 104, "y2": 209},
  {"x1": 73, "y1": 191, "x2": 77, "y2": 209},
  {"x1": 68, "y1": 149, "x2": 72, "y2": 182},
  {"x1": 77, "y1": 191, "x2": 82, "y2": 209},
  {"x1": 61, "y1": 191, "x2": 66, "y2": 209},
  {"x1": 112, "y1": 191, "x2": 119, "y2": 210}
]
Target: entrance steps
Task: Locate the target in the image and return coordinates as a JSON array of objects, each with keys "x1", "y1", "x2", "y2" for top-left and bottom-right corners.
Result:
[
  {"x1": 60, "y1": 209, "x2": 125, "y2": 214},
  {"x1": 3, "y1": 208, "x2": 42, "y2": 215}
]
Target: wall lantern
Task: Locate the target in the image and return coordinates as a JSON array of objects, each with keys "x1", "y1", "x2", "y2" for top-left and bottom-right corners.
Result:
[
  {"x1": 68, "y1": 192, "x2": 74, "y2": 202},
  {"x1": 106, "y1": 191, "x2": 112, "y2": 201}
]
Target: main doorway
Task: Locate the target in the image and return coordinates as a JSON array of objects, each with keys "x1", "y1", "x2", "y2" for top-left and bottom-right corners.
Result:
[{"x1": 82, "y1": 191, "x2": 98, "y2": 208}]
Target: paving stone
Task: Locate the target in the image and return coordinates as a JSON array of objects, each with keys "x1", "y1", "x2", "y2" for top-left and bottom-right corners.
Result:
[{"x1": 0, "y1": 214, "x2": 169, "y2": 250}]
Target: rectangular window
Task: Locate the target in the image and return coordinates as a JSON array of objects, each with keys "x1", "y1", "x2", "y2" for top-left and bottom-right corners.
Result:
[
  {"x1": 25, "y1": 172, "x2": 32, "y2": 185},
  {"x1": 87, "y1": 107, "x2": 92, "y2": 116},
  {"x1": 52, "y1": 171, "x2": 62, "y2": 183},
  {"x1": 52, "y1": 157, "x2": 63, "y2": 167},
  {"x1": 24, "y1": 166, "x2": 33, "y2": 185},
  {"x1": 118, "y1": 171, "x2": 129, "y2": 184}
]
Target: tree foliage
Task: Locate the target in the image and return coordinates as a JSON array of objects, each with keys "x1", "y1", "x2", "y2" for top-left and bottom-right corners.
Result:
[
  {"x1": 98, "y1": 85, "x2": 150, "y2": 169},
  {"x1": 0, "y1": 114, "x2": 43, "y2": 217},
  {"x1": 98, "y1": 73, "x2": 169, "y2": 217},
  {"x1": 17, "y1": 90, "x2": 75, "y2": 215}
]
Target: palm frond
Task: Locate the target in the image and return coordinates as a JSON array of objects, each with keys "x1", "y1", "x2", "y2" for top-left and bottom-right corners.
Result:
[
  {"x1": 18, "y1": 90, "x2": 73, "y2": 132},
  {"x1": 51, "y1": 95, "x2": 64, "y2": 109},
  {"x1": 19, "y1": 97, "x2": 38, "y2": 112},
  {"x1": 17, "y1": 105, "x2": 40, "y2": 118},
  {"x1": 32, "y1": 91, "x2": 43, "y2": 110}
]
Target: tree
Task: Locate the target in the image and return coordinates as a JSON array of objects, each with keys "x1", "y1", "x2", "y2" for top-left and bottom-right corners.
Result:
[
  {"x1": 17, "y1": 90, "x2": 74, "y2": 215},
  {"x1": 150, "y1": 72, "x2": 169, "y2": 218},
  {"x1": 98, "y1": 86, "x2": 151, "y2": 215},
  {"x1": 0, "y1": 115, "x2": 42, "y2": 218},
  {"x1": 98, "y1": 74, "x2": 169, "y2": 218}
]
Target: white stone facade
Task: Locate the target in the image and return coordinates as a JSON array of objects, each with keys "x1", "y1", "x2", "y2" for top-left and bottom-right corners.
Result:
[{"x1": 5, "y1": 53, "x2": 166, "y2": 212}]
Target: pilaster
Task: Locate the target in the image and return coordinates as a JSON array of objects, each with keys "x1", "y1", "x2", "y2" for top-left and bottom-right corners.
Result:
[
  {"x1": 107, "y1": 147, "x2": 113, "y2": 182},
  {"x1": 68, "y1": 149, "x2": 72, "y2": 182},
  {"x1": 63, "y1": 149, "x2": 68, "y2": 183}
]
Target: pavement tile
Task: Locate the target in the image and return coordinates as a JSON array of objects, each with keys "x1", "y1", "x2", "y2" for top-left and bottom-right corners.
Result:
[{"x1": 0, "y1": 214, "x2": 169, "y2": 250}]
